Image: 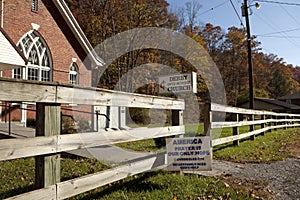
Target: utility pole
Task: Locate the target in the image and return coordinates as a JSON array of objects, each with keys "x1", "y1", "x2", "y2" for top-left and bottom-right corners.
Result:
[{"x1": 242, "y1": 0, "x2": 254, "y2": 109}]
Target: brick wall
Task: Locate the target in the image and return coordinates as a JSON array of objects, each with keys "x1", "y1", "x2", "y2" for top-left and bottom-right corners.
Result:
[
  {"x1": 0, "y1": 0, "x2": 93, "y2": 122},
  {"x1": 0, "y1": 0, "x2": 91, "y2": 86}
]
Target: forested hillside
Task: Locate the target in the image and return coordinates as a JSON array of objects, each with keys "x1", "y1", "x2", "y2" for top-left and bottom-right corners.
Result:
[{"x1": 66, "y1": 0, "x2": 300, "y2": 106}]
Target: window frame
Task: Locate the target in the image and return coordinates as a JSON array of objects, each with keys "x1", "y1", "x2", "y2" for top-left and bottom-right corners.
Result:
[
  {"x1": 14, "y1": 30, "x2": 52, "y2": 82},
  {"x1": 69, "y1": 62, "x2": 79, "y2": 85},
  {"x1": 31, "y1": 0, "x2": 39, "y2": 13}
]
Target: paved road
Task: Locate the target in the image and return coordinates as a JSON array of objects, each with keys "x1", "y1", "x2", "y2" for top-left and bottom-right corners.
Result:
[{"x1": 0, "y1": 122, "x2": 35, "y2": 138}]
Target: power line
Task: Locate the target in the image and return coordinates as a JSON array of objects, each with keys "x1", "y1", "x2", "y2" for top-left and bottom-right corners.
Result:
[
  {"x1": 258, "y1": 35, "x2": 300, "y2": 39},
  {"x1": 261, "y1": 47, "x2": 272, "y2": 54},
  {"x1": 199, "y1": 0, "x2": 228, "y2": 16},
  {"x1": 256, "y1": 0, "x2": 300, "y2": 6},
  {"x1": 257, "y1": 27, "x2": 300, "y2": 36},
  {"x1": 229, "y1": 0, "x2": 245, "y2": 27},
  {"x1": 253, "y1": 11, "x2": 300, "y2": 48},
  {"x1": 199, "y1": 0, "x2": 245, "y2": 28},
  {"x1": 279, "y1": 5, "x2": 300, "y2": 27}
]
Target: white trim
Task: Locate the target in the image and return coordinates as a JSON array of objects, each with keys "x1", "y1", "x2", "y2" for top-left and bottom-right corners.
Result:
[
  {"x1": 0, "y1": 30, "x2": 26, "y2": 70},
  {"x1": 52, "y1": 0, "x2": 105, "y2": 67},
  {"x1": 16, "y1": 30, "x2": 52, "y2": 81},
  {"x1": 20, "y1": 103, "x2": 27, "y2": 123},
  {"x1": 31, "y1": 23, "x2": 40, "y2": 30},
  {"x1": 69, "y1": 62, "x2": 78, "y2": 84}
]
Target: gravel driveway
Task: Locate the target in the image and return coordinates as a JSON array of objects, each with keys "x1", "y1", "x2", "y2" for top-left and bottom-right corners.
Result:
[{"x1": 194, "y1": 158, "x2": 300, "y2": 199}]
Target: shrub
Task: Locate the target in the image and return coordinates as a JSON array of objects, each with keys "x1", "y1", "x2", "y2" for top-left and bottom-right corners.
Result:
[
  {"x1": 129, "y1": 108, "x2": 151, "y2": 125},
  {"x1": 26, "y1": 118, "x2": 36, "y2": 128},
  {"x1": 77, "y1": 119, "x2": 90, "y2": 132},
  {"x1": 61, "y1": 116, "x2": 77, "y2": 134}
]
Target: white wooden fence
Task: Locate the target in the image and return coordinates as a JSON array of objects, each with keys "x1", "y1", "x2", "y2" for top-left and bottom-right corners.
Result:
[
  {"x1": 0, "y1": 78, "x2": 184, "y2": 199},
  {"x1": 1, "y1": 78, "x2": 299, "y2": 199},
  {"x1": 207, "y1": 103, "x2": 300, "y2": 146}
]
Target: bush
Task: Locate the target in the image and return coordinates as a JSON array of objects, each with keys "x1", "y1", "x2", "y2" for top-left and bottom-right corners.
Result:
[
  {"x1": 154, "y1": 137, "x2": 166, "y2": 148},
  {"x1": 77, "y1": 119, "x2": 90, "y2": 132},
  {"x1": 129, "y1": 108, "x2": 151, "y2": 125},
  {"x1": 26, "y1": 118, "x2": 36, "y2": 128},
  {"x1": 61, "y1": 116, "x2": 77, "y2": 134}
]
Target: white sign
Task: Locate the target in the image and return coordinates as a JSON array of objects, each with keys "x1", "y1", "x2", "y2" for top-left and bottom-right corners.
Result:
[
  {"x1": 166, "y1": 136, "x2": 212, "y2": 171},
  {"x1": 158, "y1": 72, "x2": 197, "y2": 94}
]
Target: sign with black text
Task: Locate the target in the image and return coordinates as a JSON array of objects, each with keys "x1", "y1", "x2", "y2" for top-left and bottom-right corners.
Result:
[
  {"x1": 158, "y1": 72, "x2": 197, "y2": 94},
  {"x1": 166, "y1": 136, "x2": 212, "y2": 171}
]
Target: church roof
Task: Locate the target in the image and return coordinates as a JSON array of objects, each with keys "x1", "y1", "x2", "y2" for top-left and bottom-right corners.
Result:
[{"x1": 48, "y1": 0, "x2": 105, "y2": 69}]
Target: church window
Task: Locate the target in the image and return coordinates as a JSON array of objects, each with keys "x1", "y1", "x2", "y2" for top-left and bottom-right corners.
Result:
[
  {"x1": 69, "y1": 62, "x2": 79, "y2": 85},
  {"x1": 31, "y1": 0, "x2": 39, "y2": 13},
  {"x1": 14, "y1": 30, "x2": 52, "y2": 82}
]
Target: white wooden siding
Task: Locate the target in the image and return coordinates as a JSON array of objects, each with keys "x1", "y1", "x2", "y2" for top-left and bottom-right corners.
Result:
[{"x1": 0, "y1": 31, "x2": 26, "y2": 70}]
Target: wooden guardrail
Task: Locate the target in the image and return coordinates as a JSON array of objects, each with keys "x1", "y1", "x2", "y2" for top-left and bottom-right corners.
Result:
[
  {"x1": 206, "y1": 103, "x2": 300, "y2": 147},
  {"x1": 1, "y1": 78, "x2": 300, "y2": 199},
  {"x1": 0, "y1": 78, "x2": 185, "y2": 200}
]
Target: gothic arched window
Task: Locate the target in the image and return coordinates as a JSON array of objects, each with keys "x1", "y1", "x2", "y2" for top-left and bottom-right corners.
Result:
[
  {"x1": 69, "y1": 62, "x2": 79, "y2": 85},
  {"x1": 13, "y1": 30, "x2": 52, "y2": 81}
]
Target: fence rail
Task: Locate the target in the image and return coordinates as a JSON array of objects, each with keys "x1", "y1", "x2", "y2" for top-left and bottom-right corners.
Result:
[
  {"x1": 1, "y1": 78, "x2": 299, "y2": 199},
  {"x1": 209, "y1": 103, "x2": 300, "y2": 147},
  {"x1": 0, "y1": 78, "x2": 184, "y2": 109},
  {"x1": 0, "y1": 78, "x2": 184, "y2": 200}
]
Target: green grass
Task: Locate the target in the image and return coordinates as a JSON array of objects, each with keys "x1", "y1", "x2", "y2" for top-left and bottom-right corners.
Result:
[
  {"x1": 70, "y1": 171, "x2": 269, "y2": 200},
  {"x1": 0, "y1": 126, "x2": 298, "y2": 199},
  {"x1": 213, "y1": 128, "x2": 298, "y2": 163},
  {"x1": 116, "y1": 139, "x2": 160, "y2": 152},
  {"x1": 0, "y1": 155, "x2": 108, "y2": 199},
  {"x1": 0, "y1": 157, "x2": 271, "y2": 200},
  {"x1": 116, "y1": 124, "x2": 260, "y2": 152}
]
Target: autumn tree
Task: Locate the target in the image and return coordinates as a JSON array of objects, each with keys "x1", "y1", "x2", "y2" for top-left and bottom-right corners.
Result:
[
  {"x1": 66, "y1": 0, "x2": 179, "y2": 92},
  {"x1": 200, "y1": 23, "x2": 224, "y2": 59},
  {"x1": 66, "y1": 0, "x2": 299, "y2": 104}
]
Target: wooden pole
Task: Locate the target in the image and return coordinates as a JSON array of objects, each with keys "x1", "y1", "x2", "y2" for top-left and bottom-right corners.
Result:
[
  {"x1": 243, "y1": 0, "x2": 254, "y2": 109},
  {"x1": 261, "y1": 114, "x2": 265, "y2": 136},
  {"x1": 8, "y1": 103, "x2": 11, "y2": 135},
  {"x1": 172, "y1": 110, "x2": 183, "y2": 126},
  {"x1": 233, "y1": 113, "x2": 239, "y2": 146},
  {"x1": 250, "y1": 114, "x2": 255, "y2": 140},
  {"x1": 284, "y1": 116, "x2": 287, "y2": 130},
  {"x1": 35, "y1": 103, "x2": 61, "y2": 188},
  {"x1": 268, "y1": 115, "x2": 272, "y2": 133},
  {"x1": 204, "y1": 103, "x2": 212, "y2": 137}
]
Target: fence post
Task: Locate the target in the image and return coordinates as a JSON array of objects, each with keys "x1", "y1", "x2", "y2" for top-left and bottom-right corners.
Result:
[
  {"x1": 261, "y1": 114, "x2": 265, "y2": 136},
  {"x1": 284, "y1": 115, "x2": 288, "y2": 130},
  {"x1": 8, "y1": 103, "x2": 11, "y2": 135},
  {"x1": 233, "y1": 113, "x2": 239, "y2": 146},
  {"x1": 172, "y1": 110, "x2": 183, "y2": 140},
  {"x1": 268, "y1": 115, "x2": 272, "y2": 132},
  {"x1": 250, "y1": 114, "x2": 255, "y2": 140},
  {"x1": 172, "y1": 110, "x2": 183, "y2": 126},
  {"x1": 35, "y1": 103, "x2": 61, "y2": 189},
  {"x1": 274, "y1": 115, "x2": 278, "y2": 131},
  {"x1": 204, "y1": 103, "x2": 212, "y2": 137}
]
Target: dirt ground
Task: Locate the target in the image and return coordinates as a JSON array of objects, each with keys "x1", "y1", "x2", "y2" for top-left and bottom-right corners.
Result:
[{"x1": 286, "y1": 131, "x2": 300, "y2": 159}]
